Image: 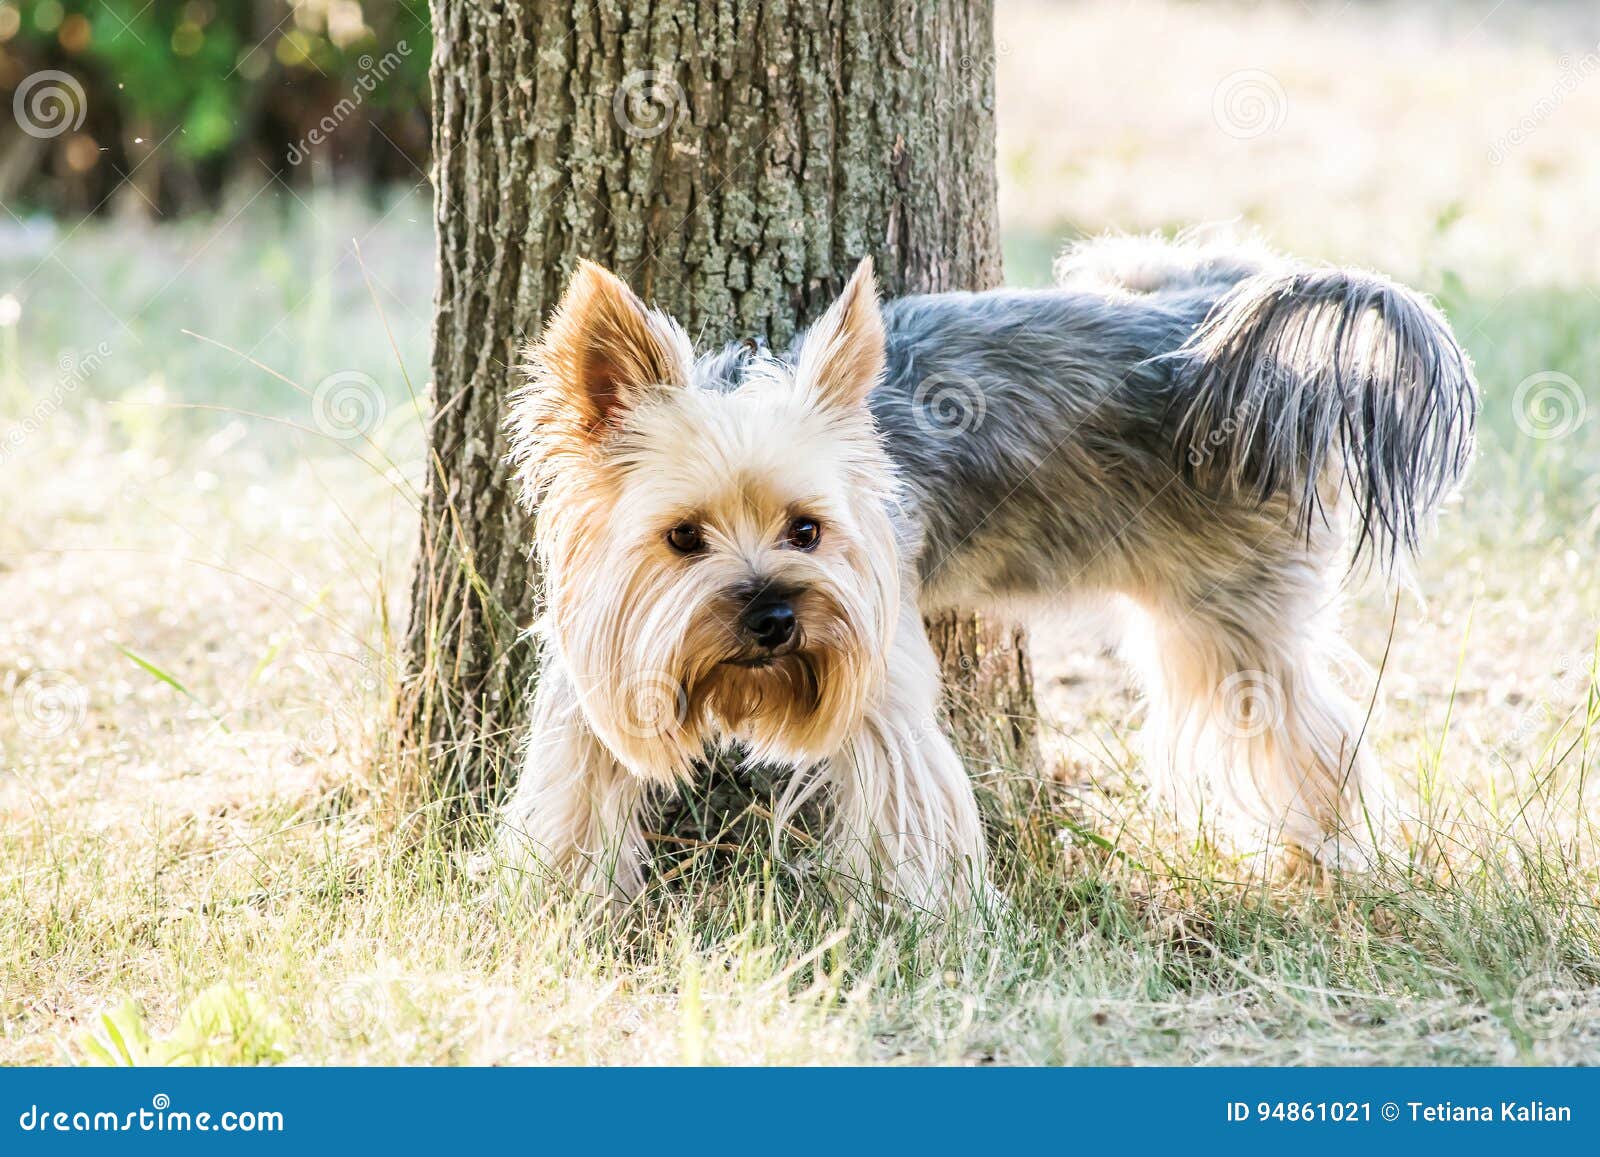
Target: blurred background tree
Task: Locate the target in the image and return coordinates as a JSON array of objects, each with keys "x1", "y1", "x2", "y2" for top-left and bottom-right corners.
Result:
[{"x1": 0, "y1": 0, "x2": 430, "y2": 215}]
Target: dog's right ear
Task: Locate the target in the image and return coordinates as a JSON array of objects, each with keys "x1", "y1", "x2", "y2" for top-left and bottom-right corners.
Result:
[{"x1": 530, "y1": 260, "x2": 691, "y2": 437}]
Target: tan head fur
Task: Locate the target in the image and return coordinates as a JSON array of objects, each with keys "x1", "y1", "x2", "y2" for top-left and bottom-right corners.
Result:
[{"x1": 507, "y1": 258, "x2": 902, "y2": 784}]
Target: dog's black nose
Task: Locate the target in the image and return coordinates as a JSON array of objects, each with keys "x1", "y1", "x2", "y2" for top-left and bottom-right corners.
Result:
[{"x1": 740, "y1": 597, "x2": 796, "y2": 650}]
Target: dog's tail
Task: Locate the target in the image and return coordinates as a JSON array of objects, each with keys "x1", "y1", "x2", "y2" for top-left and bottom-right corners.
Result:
[
  {"x1": 1169, "y1": 267, "x2": 1478, "y2": 566},
  {"x1": 1054, "y1": 229, "x2": 1276, "y2": 296}
]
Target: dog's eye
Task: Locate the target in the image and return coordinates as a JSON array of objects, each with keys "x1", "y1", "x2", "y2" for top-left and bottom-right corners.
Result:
[
  {"x1": 666, "y1": 522, "x2": 704, "y2": 555},
  {"x1": 785, "y1": 517, "x2": 821, "y2": 551}
]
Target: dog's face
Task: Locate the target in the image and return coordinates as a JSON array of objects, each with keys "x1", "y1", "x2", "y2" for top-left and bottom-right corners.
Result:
[{"x1": 508, "y1": 259, "x2": 902, "y2": 783}]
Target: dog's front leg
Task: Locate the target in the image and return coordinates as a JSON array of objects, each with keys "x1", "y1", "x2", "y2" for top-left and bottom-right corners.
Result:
[
  {"x1": 499, "y1": 649, "x2": 648, "y2": 903},
  {"x1": 820, "y1": 604, "x2": 990, "y2": 912}
]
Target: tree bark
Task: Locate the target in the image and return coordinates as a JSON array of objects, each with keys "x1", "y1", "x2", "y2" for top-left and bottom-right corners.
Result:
[{"x1": 407, "y1": 0, "x2": 1034, "y2": 816}]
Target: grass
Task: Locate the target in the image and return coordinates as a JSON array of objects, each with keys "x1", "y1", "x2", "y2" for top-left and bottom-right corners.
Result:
[{"x1": 3, "y1": 0, "x2": 1600, "y2": 1065}]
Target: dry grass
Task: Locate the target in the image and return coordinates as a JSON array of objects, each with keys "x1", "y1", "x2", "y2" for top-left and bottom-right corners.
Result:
[
  {"x1": 3, "y1": 0, "x2": 1600, "y2": 1066},
  {"x1": 999, "y1": 0, "x2": 1600, "y2": 286}
]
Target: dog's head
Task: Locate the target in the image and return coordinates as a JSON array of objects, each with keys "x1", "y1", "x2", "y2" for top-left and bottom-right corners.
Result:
[{"x1": 508, "y1": 259, "x2": 902, "y2": 783}]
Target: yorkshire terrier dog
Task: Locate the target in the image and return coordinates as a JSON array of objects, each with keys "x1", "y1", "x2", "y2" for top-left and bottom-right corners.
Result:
[{"x1": 501, "y1": 234, "x2": 1476, "y2": 910}]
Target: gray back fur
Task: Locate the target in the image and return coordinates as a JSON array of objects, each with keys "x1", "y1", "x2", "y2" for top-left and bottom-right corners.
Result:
[{"x1": 692, "y1": 236, "x2": 1477, "y2": 607}]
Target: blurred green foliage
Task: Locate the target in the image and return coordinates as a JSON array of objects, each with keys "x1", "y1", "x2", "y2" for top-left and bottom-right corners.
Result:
[{"x1": 0, "y1": 1, "x2": 431, "y2": 214}]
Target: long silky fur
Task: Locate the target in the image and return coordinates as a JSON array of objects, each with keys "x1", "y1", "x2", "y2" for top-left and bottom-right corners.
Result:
[
  {"x1": 501, "y1": 237, "x2": 1482, "y2": 907},
  {"x1": 1168, "y1": 267, "x2": 1478, "y2": 566}
]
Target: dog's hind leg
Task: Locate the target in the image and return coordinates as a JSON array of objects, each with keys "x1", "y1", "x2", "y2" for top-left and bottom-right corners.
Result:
[
  {"x1": 1122, "y1": 536, "x2": 1394, "y2": 868},
  {"x1": 814, "y1": 602, "x2": 990, "y2": 912},
  {"x1": 499, "y1": 650, "x2": 648, "y2": 903}
]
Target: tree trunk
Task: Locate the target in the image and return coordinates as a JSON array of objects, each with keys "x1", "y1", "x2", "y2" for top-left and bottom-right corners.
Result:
[{"x1": 407, "y1": 0, "x2": 1034, "y2": 817}]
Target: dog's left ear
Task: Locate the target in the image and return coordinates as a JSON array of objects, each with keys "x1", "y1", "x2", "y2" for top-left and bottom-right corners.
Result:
[{"x1": 797, "y1": 257, "x2": 885, "y2": 411}]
